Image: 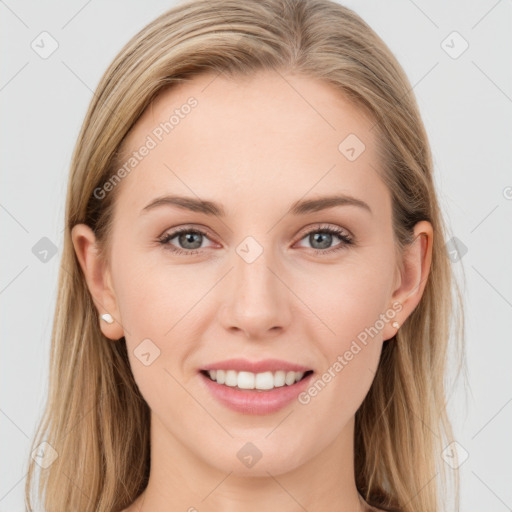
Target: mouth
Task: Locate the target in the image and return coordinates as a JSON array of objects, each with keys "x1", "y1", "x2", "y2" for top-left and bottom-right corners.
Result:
[
  {"x1": 197, "y1": 358, "x2": 316, "y2": 414},
  {"x1": 199, "y1": 368, "x2": 314, "y2": 392}
]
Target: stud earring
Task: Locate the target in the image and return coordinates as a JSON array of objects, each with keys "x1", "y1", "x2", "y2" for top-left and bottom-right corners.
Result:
[
  {"x1": 101, "y1": 313, "x2": 114, "y2": 324},
  {"x1": 392, "y1": 321, "x2": 400, "y2": 329}
]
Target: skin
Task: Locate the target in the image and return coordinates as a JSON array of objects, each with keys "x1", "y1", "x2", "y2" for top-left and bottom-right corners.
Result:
[{"x1": 72, "y1": 70, "x2": 433, "y2": 512}]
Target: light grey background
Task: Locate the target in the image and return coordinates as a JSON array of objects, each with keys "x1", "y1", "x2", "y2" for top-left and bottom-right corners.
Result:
[{"x1": 1, "y1": 1, "x2": 511, "y2": 511}]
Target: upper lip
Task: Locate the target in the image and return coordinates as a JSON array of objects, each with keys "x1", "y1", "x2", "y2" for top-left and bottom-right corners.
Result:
[{"x1": 201, "y1": 358, "x2": 313, "y2": 374}]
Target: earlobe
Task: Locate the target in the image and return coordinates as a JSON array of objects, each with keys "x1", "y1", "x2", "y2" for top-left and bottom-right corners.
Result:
[
  {"x1": 382, "y1": 221, "x2": 433, "y2": 341},
  {"x1": 70, "y1": 224, "x2": 124, "y2": 340}
]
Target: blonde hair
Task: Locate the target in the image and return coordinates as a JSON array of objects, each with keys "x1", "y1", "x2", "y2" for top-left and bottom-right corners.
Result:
[{"x1": 25, "y1": 1, "x2": 466, "y2": 511}]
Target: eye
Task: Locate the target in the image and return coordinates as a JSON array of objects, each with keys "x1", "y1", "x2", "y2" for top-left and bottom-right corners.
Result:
[
  {"x1": 158, "y1": 223, "x2": 354, "y2": 257},
  {"x1": 295, "y1": 224, "x2": 354, "y2": 255},
  {"x1": 158, "y1": 226, "x2": 216, "y2": 256}
]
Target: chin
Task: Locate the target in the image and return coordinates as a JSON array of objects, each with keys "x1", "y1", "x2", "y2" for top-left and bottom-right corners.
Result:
[{"x1": 201, "y1": 435, "x2": 315, "y2": 478}]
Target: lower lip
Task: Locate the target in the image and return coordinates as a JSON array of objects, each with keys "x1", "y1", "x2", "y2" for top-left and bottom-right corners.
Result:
[{"x1": 199, "y1": 371, "x2": 314, "y2": 415}]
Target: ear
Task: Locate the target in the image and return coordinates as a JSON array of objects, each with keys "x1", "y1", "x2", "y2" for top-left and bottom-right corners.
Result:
[
  {"x1": 382, "y1": 220, "x2": 433, "y2": 341},
  {"x1": 71, "y1": 224, "x2": 124, "y2": 340}
]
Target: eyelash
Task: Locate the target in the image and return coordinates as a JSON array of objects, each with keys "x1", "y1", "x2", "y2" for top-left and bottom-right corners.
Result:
[{"x1": 157, "y1": 224, "x2": 354, "y2": 257}]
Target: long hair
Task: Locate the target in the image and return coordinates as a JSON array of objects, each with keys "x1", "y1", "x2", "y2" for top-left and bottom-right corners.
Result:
[{"x1": 24, "y1": 1, "x2": 466, "y2": 510}]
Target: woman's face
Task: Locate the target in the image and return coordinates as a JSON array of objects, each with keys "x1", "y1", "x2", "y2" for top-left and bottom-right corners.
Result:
[{"x1": 76, "y1": 70, "x2": 429, "y2": 478}]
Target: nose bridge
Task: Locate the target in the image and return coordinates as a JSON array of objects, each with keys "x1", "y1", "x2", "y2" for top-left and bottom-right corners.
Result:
[
  {"x1": 233, "y1": 234, "x2": 280, "y2": 303},
  {"x1": 220, "y1": 233, "x2": 291, "y2": 334}
]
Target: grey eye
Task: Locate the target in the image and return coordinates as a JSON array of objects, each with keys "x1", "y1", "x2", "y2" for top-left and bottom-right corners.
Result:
[
  {"x1": 176, "y1": 231, "x2": 203, "y2": 250},
  {"x1": 308, "y1": 232, "x2": 334, "y2": 250}
]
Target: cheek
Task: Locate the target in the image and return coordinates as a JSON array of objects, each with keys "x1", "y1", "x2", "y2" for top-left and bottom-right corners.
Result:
[
  {"x1": 299, "y1": 257, "x2": 393, "y2": 345},
  {"x1": 111, "y1": 246, "x2": 204, "y2": 337},
  {"x1": 110, "y1": 247, "x2": 214, "y2": 390},
  {"x1": 295, "y1": 261, "x2": 391, "y2": 414}
]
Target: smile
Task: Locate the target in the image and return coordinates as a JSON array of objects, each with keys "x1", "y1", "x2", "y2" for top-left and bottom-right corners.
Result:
[{"x1": 201, "y1": 369, "x2": 314, "y2": 391}]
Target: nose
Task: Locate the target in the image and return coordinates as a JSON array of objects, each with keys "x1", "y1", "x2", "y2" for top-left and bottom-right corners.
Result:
[{"x1": 218, "y1": 243, "x2": 293, "y2": 340}]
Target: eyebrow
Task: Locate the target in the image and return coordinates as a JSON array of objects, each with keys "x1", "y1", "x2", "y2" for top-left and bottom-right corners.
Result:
[{"x1": 140, "y1": 194, "x2": 372, "y2": 217}]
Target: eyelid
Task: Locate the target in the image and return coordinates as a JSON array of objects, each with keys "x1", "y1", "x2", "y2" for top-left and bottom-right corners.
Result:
[
  {"x1": 159, "y1": 224, "x2": 216, "y2": 240},
  {"x1": 294, "y1": 222, "x2": 353, "y2": 241}
]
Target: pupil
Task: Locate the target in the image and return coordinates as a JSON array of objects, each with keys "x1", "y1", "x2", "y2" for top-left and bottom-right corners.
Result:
[
  {"x1": 180, "y1": 232, "x2": 202, "y2": 249},
  {"x1": 311, "y1": 232, "x2": 331, "y2": 249}
]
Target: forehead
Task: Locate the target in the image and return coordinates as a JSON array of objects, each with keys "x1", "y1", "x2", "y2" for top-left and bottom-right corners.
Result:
[{"x1": 115, "y1": 70, "x2": 389, "y2": 218}]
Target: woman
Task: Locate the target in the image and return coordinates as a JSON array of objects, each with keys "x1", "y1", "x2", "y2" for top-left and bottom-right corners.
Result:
[{"x1": 25, "y1": 1, "x2": 465, "y2": 511}]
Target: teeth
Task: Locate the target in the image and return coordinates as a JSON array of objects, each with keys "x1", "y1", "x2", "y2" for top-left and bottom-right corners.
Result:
[
  {"x1": 238, "y1": 371, "x2": 255, "y2": 389},
  {"x1": 274, "y1": 370, "x2": 286, "y2": 387},
  {"x1": 225, "y1": 370, "x2": 237, "y2": 387},
  {"x1": 206, "y1": 369, "x2": 307, "y2": 390}
]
